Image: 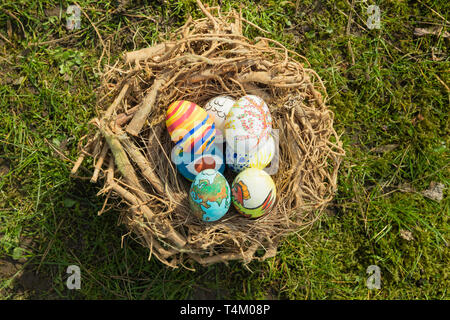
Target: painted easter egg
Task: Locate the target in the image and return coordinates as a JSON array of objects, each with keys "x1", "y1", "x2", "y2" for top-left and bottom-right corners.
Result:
[
  {"x1": 189, "y1": 169, "x2": 231, "y2": 222},
  {"x1": 171, "y1": 144, "x2": 225, "y2": 181},
  {"x1": 224, "y1": 95, "x2": 273, "y2": 153},
  {"x1": 204, "y1": 95, "x2": 235, "y2": 138},
  {"x1": 231, "y1": 168, "x2": 276, "y2": 219},
  {"x1": 225, "y1": 135, "x2": 275, "y2": 173},
  {"x1": 166, "y1": 100, "x2": 216, "y2": 154}
]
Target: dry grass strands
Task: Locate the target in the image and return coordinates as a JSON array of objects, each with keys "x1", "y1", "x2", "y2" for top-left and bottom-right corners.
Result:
[{"x1": 71, "y1": 4, "x2": 345, "y2": 269}]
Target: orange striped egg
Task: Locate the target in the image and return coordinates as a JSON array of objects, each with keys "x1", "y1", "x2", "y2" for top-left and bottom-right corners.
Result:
[{"x1": 166, "y1": 100, "x2": 216, "y2": 154}]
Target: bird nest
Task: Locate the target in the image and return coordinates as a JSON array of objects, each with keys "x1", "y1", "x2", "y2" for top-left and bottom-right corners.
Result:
[{"x1": 71, "y1": 3, "x2": 345, "y2": 269}]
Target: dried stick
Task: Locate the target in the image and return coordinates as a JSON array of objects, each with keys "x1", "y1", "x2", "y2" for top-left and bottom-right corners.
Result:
[
  {"x1": 110, "y1": 182, "x2": 186, "y2": 248},
  {"x1": 126, "y1": 77, "x2": 166, "y2": 136},
  {"x1": 97, "y1": 124, "x2": 150, "y2": 203},
  {"x1": 106, "y1": 158, "x2": 182, "y2": 259},
  {"x1": 70, "y1": 131, "x2": 100, "y2": 176},
  {"x1": 105, "y1": 154, "x2": 186, "y2": 249},
  {"x1": 196, "y1": 0, "x2": 218, "y2": 30},
  {"x1": 103, "y1": 82, "x2": 131, "y2": 121},
  {"x1": 91, "y1": 143, "x2": 109, "y2": 183},
  {"x1": 189, "y1": 243, "x2": 259, "y2": 265},
  {"x1": 119, "y1": 134, "x2": 165, "y2": 195},
  {"x1": 137, "y1": 228, "x2": 180, "y2": 260},
  {"x1": 124, "y1": 43, "x2": 176, "y2": 64}
]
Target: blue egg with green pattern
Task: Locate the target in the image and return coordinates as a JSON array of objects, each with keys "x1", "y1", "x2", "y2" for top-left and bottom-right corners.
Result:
[{"x1": 189, "y1": 169, "x2": 231, "y2": 222}]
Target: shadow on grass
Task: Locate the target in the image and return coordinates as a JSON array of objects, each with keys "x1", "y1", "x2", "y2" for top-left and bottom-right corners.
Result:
[{"x1": 2, "y1": 173, "x2": 269, "y2": 299}]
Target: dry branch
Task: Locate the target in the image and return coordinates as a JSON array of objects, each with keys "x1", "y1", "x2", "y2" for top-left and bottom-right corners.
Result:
[
  {"x1": 91, "y1": 143, "x2": 109, "y2": 183},
  {"x1": 124, "y1": 43, "x2": 176, "y2": 64},
  {"x1": 126, "y1": 77, "x2": 166, "y2": 136}
]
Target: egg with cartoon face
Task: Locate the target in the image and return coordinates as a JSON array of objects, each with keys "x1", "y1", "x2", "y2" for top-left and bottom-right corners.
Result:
[
  {"x1": 231, "y1": 168, "x2": 276, "y2": 219},
  {"x1": 189, "y1": 169, "x2": 231, "y2": 222},
  {"x1": 224, "y1": 95, "x2": 273, "y2": 153},
  {"x1": 225, "y1": 134, "x2": 275, "y2": 173},
  {"x1": 166, "y1": 100, "x2": 216, "y2": 154},
  {"x1": 204, "y1": 95, "x2": 235, "y2": 138},
  {"x1": 171, "y1": 144, "x2": 225, "y2": 181}
]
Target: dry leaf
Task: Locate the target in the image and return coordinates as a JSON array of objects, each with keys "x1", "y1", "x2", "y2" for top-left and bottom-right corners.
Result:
[
  {"x1": 412, "y1": 113, "x2": 425, "y2": 126},
  {"x1": 371, "y1": 144, "x2": 398, "y2": 153},
  {"x1": 400, "y1": 229, "x2": 414, "y2": 241},
  {"x1": 0, "y1": 162, "x2": 10, "y2": 177},
  {"x1": 421, "y1": 181, "x2": 445, "y2": 202},
  {"x1": 431, "y1": 47, "x2": 446, "y2": 61},
  {"x1": 414, "y1": 27, "x2": 450, "y2": 38}
]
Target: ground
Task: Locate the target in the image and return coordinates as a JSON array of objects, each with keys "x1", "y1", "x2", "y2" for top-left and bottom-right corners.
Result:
[{"x1": 0, "y1": 0, "x2": 449, "y2": 299}]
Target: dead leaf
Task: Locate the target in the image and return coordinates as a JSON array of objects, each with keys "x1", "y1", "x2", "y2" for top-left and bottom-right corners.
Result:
[
  {"x1": 412, "y1": 113, "x2": 425, "y2": 126},
  {"x1": 371, "y1": 144, "x2": 398, "y2": 153},
  {"x1": 414, "y1": 27, "x2": 450, "y2": 38},
  {"x1": 400, "y1": 229, "x2": 414, "y2": 241},
  {"x1": 62, "y1": 73, "x2": 71, "y2": 82},
  {"x1": 44, "y1": 6, "x2": 63, "y2": 17},
  {"x1": 431, "y1": 47, "x2": 446, "y2": 61},
  {"x1": 0, "y1": 162, "x2": 10, "y2": 177},
  {"x1": 421, "y1": 181, "x2": 445, "y2": 202},
  {"x1": 6, "y1": 19, "x2": 12, "y2": 40},
  {"x1": 12, "y1": 76, "x2": 25, "y2": 86}
]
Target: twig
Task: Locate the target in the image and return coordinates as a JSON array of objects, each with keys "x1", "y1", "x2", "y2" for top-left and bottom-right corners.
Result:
[
  {"x1": 417, "y1": 0, "x2": 449, "y2": 24},
  {"x1": 70, "y1": 132, "x2": 100, "y2": 176},
  {"x1": 109, "y1": 181, "x2": 186, "y2": 248},
  {"x1": 102, "y1": 81, "x2": 131, "y2": 121},
  {"x1": 124, "y1": 43, "x2": 176, "y2": 64},
  {"x1": 434, "y1": 73, "x2": 450, "y2": 93},
  {"x1": 0, "y1": 31, "x2": 13, "y2": 45},
  {"x1": 126, "y1": 77, "x2": 166, "y2": 136},
  {"x1": 119, "y1": 134, "x2": 165, "y2": 195},
  {"x1": 346, "y1": 0, "x2": 356, "y2": 65},
  {"x1": 1, "y1": 8, "x2": 26, "y2": 36},
  {"x1": 91, "y1": 143, "x2": 109, "y2": 183},
  {"x1": 75, "y1": 2, "x2": 106, "y2": 49},
  {"x1": 241, "y1": 17, "x2": 271, "y2": 35},
  {"x1": 195, "y1": 0, "x2": 218, "y2": 31}
]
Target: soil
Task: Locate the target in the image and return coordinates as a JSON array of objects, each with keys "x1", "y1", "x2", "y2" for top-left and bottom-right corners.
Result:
[
  {"x1": 0, "y1": 236, "x2": 55, "y2": 299},
  {"x1": 0, "y1": 256, "x2": 55, "y2": 299}
]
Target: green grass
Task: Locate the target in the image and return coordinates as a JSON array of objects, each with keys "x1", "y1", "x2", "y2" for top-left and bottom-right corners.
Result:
[{"x1": 0, "y1": 0, "x2": 449, "y2": 299}]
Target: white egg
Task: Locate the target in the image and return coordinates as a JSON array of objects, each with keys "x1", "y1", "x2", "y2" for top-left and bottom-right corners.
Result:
[
  {"x1": 231, "y1": 168, "x2": 276, "y2": 218},
  {"x1": 204, "y1": 95, "x2": 235, "y2": 138},
  {"x1": 225, "y1": 135, "x2": 275, "y2": 173},
  {"x1": 224, "y1": 95, "x2": 272, "y2": 153}
]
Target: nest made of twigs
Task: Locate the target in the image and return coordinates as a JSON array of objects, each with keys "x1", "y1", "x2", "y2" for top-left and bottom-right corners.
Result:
[{"x1": 71, "y1": 2, "x2": 345, "y2": 269}]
